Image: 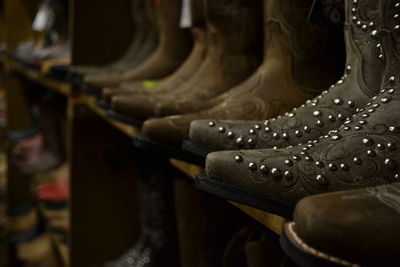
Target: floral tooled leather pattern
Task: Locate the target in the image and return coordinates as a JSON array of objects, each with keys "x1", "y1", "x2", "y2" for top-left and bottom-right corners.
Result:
[{"x1": 190, "y1": 0, "x2": 386, "y2": 152}]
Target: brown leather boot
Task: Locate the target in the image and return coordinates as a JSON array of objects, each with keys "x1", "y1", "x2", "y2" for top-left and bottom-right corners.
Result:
[
  {"x1": 187, "y1": 0, "x2": 384, "y2": 156},
  {"x1": 110, "y1": 0, "x2": 263, "y2": 121},
  {"x1": 69, "y1": 0, "x2": 158, "y2": 77},
  {"x1": 101, "y1": 0, "x2": 208, "y2": 105},
  {"x1": 142, "y1": 0, "x2": 345, "y2": 148},
  {"x1": 198, "y1": 0, "x2": 400, "y2": 218},
  {"x1": 281, "y1": 182, "x2": 400, "y2": 266},
  {"x1": 84, "y1": 0, "x2": 193, "y2": 89}
]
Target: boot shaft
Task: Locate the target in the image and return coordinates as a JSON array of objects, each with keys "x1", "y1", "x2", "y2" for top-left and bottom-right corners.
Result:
[
  {"x1": 204, "y1": 0, "x2": 264, "y2": 55},
  {"x1": 264, "y1": 0, "x2": 345, "y2": 93}
]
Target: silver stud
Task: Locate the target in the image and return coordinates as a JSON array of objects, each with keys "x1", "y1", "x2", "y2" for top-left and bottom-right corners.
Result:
[
  {"x1": 337, "y1": 79, "x2": 344, "y2": 85},
  {"x1": 254, "y1": 124, "x2": 261, "y2": 130},
  {"x1": 305, "y1": 156, "x2": 313, "y2": 162},
  {"x1": 331, "y1": 135, "x2": 341, "y2": 141},
  {"x1": 315, "y1": 161, "x2": 324, "y2": 168},
  {"x1": 260, "y1": 165, "x2": 269, "y2": 173},
  {"x1": 295, "y1": 130, "x2": 302, "y2": 138},
  {"x1": 304, "y1": 126, "x2": 311, "y2": 133},
  {"x1": 284, "y1": 171, "x2": 293, "y2": 180},
  {"x1": 264, "y1": 120, "x2": 269, "y2": 125},
  {"x1": 362, "y1": 138, "x2": 374, "y2": 146},
  {"x1": 234, "y1": 155, "x2": 243, "y2": 163},
  {"x1": 285, "y1": 159, "x2": 293, "y2": 167},
  {"x1": 348, "y1": 100, "x2": 355, "y2": 107},
  {"x1": 248, "y1": 162, "x2": 257, "y2": 171},
  {"x1": 288, "y1": 112, "x2": 295, "y2": 118},
  {"x1": 247, "y1": 138, "x2": 255, "y2": 146},
  {"x1": 273, "y1": 133, "x2": 280, "y2": 140},
  {"x1": 353, "y1": 157, "x2": 362, "y2": 165},
  {"x1": 381, "y1": 97, "x2": 391, "y2": 103},
  {"x1": 334, "y1": 98, "x2": 343, "y2": 105},
  {"x1": 208, "y1": 121, "x2": 215, "y2": 127},
  {"x1": 388, "y1": 88, "x2": 395, "y2": 94},
  {"x1": 316, "y1": 120, "x2": 324, "y2": 127},
  {"x1": 367, "y1": 150, "x2": 376, "y2": 157},
  {"x1": 249, "y1": 129, "x2": 256, "y2": 135},
  {"x1": 236, "y1": 137, "x2": 245, "y2": 146},
  {"x1": 390, "y1": 126, "x2": 400, "y2": 133},
  {"x1": 346, "y1": 65, "x2": 352, "y2": 74},
  {"x1": 362, "y1": 113, "x2": 369, "y2": 118},
  {"x1": 337, "y1": 114, "x2": 345, "y2": 121},
  {"x1": 390, "y1": 76, "x2": 396, "y2": 86},
  {"x1": 395, "y1": 174, "x2": 400, "y2": 180},
  {"x1": 227, "y1": 131, "x2": 235, "y2": 138},
  {"x1": 340, "y1": 163, "x2": 349, "y2": 171},
  {"x1": 359, "y1": 120, "x2": 367, "y2": 125},
  {"x1": 282, "y1": 132, "x2": 289, "y2": 140},
  {"x1": 328, "y1": 115, "x2": 336, "y2": 122},
  {"x1": 377, "y1": 144, "x2": 385, "y2": 150},
  {"x1": 343, "y1": 126, "x2": 351, "y2": 131},
  {"x1": 292, "y1": 156, "x2": 300, "y2": 161},
  {"x1": 316, "y1": 175, "x2": 328, "y2": 185},
  {"x1": 271, "y1": 168, "x2": 281, "y2": 178},
  {"x1": 371, "y1": 30, "x2": 378, "y2": 39},
  {"x1": 361, "y1": 24, "x2": 368, "y2": 31},
  {"x1": 385, "y1": 159, "x2": 397, "y2": 170},
  {"x1": 328, "y1": 163, "x2": 337, "y2": 171},
  {"x1": 354, "y1": 126, "x2": 362, "y2": 130},
  {"x1": 313, "y1": 110, "x2": 322, "y2": 117},
  {"x1": 218, "y1": 126, "x2": 226, "y2": 133},
  {"x1": 387, "y1": 143, "x2": 396, "y2": 151},
  {"x1": 368, "y1": 108, "x2": 375, "y2": 113},
  {"x1": 265, "y1": 127, "x2": 271, "y2": 132},
  {"x1": 395, "y1": 25, "x2": 400, "y2": 31}
]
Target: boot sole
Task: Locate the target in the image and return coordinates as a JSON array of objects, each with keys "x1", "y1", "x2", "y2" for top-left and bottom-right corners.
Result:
[
  {"x1": 194, "y1": 175, "x2": 293, "y2": 218},
  {"x1": 133, "y1": 137, "x2": 205, "y2": 166},
  {"x1": 280, "y1": 222, "x2": 359, "y2": 267},
  {"x1": 181, "y1": 140, "x2": 214, "y2": 159},
  {"x1": 106, "y1": 110, "x2": 143, "y2": 128}
]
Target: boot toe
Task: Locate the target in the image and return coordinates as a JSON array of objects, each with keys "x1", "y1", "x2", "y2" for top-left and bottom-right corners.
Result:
[
  {"x1": 111, "y1": 95, "x2": 156, "y2": 119},
  {"x1": 143, "y1": 116, "x2": 189, "y2": 147}
]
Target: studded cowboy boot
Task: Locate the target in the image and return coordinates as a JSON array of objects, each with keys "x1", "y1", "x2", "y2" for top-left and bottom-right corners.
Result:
[
  {"x1": 197, "y1": 0, "x2": 400, "y2": 218},
  {"x1": 142, "y1": 0, "x2": 346, "y2": 148},
  {"x1": 103, "y1": 164, "x2": 179, "y2": 267},
  {"x1": 68, "y1": 0, "x2": 158, "y2": 78},
  {"x1": 84, "y1": 0, "x2": 193, "y2": 89},
  {"x1": 101, "y1": 0, "x2": 208, "y2": 105},
  {"x1": 187, "y1": 0, "x2": 385, "y2": 156},
  {"x1": 110, "y1": 0, "x2": 263, "y2": 122},
  {"x1": 281, "y1": 182, "x2": 400, "y2": 266}
]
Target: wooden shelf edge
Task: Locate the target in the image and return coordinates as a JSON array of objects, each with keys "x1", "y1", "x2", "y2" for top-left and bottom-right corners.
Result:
[
  {"x1": 84, "y1": 96, "x2": 141, "y2": 138},
  {"x1": 170, "y1": 159, "x2": 288, "y2": 235},
  {"x1": 7, "y1": 59, "x2": 72, "y2": 96}
]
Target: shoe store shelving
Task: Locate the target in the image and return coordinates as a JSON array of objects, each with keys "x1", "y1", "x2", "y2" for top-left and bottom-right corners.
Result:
[{"x1": 3, "y1": 0, "x2": 293, "y2": 266}]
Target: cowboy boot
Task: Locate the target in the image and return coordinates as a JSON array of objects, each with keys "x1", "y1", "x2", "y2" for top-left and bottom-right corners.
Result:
[
  {"x1": 187, "y1": 0, "x2": 385, "y2": 157},
  {"x1": 101, "y1": 0, "x2": 208, "y2": 105},
  {"x1": 84, "y1": 0, "x2": 193, "y2": 89},
  {"x1": 198, "y1": 0, "x2": 400, "y2": 218},
  {"x1": 110, "y1": 0, "x2": 263, "y2": 122},
  {"x1": 142, "y1": 0, "x2": 346, "y2": 148},
  {"x1": 103, "y1": 162, "x2": 179, "y2": 267},
  {"x1": 281, "y1": 182, "x2": 400, "y2": 266},
  {"x1": 69, "y1": 0, "x2": 158, "y2": 76}
]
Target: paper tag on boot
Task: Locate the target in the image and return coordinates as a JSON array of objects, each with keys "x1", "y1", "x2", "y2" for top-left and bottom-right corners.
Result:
[
  {"x1": 180, "y1": 0, "x2": 192, "y2": 28},
  {"x1": 32, "y1": 2, "x2": 51, "y2": 31}
]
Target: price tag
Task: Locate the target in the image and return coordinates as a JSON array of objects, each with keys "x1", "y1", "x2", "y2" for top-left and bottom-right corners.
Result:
[
  {"x1": 180, "y1": 0, "x2": 192, "y2": 28},
  {"x1": 32, "y1": 2, "x2": 51, "y2": 31}
]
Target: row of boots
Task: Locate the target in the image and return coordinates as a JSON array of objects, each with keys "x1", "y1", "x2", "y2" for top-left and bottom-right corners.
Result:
[{"x1": 16, "y1": 0, "x2": 400, "y2": 265}]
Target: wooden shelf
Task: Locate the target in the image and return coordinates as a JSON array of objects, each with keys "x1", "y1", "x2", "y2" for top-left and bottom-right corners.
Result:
[
  {"x1": 170, "y1": 159, "x2": 288, "y2": 235},
  {"x1": 84, "y1": 95, "x2": 141, "y2": 138},
  {"x1": 7, "y1": 59, "x2": 72, "y2": 96}
]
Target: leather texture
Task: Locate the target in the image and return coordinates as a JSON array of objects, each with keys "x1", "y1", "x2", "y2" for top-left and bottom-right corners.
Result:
[
  {"x1": 110, "y1": 0, "x2": 263, "y2": 121},
  {"x1": 142, "y1": 0, "x2": 346, "y2": 147},
  {"x1": 84, "y1": 0, "x2": 193, "y2": 89},
  {"x1": 189, "y1": 0, "x2": 386, "y2": 152},
  {"x1": 70, "y1": 0, "x2": 159, "y2": 76},
  {"x1": 292, "y1": 182, "x2": 400, "y2": 266},
  {"x1": 205, "y1": 0, "x2": 400, "y2": 207}
]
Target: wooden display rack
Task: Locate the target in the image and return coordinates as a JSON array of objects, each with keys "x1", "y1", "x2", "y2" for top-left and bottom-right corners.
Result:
[{"x1": 3, "y1": 0, "x2": 288, "y2": 266}]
